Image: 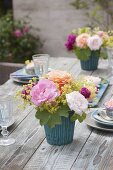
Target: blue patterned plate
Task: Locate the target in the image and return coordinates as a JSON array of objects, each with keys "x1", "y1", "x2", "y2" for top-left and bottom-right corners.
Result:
[{"x1": 88, "y1": 78, "x2": 109, "y2": 107}]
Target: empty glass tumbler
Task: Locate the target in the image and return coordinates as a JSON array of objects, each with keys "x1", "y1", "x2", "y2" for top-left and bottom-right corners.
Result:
[{"x1": 32, "y1": 54, "x2": 50, "y2": 77}]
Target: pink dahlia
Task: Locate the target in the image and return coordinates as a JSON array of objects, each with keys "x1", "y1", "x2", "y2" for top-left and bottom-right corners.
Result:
[{"x1": 65, "y1": 34, "x2": 76, "y2": 51}]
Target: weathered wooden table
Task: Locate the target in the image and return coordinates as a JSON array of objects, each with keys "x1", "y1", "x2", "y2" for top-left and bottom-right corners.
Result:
[{"x1": 0, "y1": 57, "x2": 112, "y2": 170}]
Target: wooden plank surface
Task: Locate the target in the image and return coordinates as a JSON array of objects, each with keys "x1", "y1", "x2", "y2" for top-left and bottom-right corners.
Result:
[
  {"x1": 71, "y1": 60, "x2": 113, "y2": 170},
  {"x1": 23, "y1": 58, "x2": 93, "y2": 170},
  {"x1": 0, "y1": 57, "x2": 112, "y2": 170},
  {"x1": 0, "y1": 57, "x2": 77, "y2": 170}
]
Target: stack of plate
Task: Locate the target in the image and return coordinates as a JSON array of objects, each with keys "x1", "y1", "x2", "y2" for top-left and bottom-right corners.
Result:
[
  {"x1": 10, "y1": 68, "x2": 39, "y2": 84},
  {"x1": 85, "y1": 109, "x2": 113, "y2": 132},
  {"x1": 92, "y1": 109, "x2": 113, "y2": 126}
]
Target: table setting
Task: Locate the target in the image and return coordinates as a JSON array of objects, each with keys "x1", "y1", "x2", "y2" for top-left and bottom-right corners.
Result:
[
  {"x1": 1, "y1": 53, "x2": 112, "y2": 145},
  {"x1": 10, "y1": 54, "x2": 53, "y2": 84},
  {"x1": 1, "y1": 26, "x2": 113, "y2": 170},
  {"x1": 1, "y1": 54, "x2": 113, "y2": 169}
]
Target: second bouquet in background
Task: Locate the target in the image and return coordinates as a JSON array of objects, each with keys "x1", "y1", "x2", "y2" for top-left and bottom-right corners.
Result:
[{"x1": 65, "y1": 27, "x2": 108, "y2": 70}]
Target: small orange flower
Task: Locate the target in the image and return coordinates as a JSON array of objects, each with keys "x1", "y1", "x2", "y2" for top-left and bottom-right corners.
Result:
[{"x1": 47, "y1": 70, "x2": 72, "y2": 91}]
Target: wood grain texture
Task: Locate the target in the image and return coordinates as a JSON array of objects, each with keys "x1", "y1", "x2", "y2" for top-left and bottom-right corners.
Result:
[
  {"x1": 71, "y1": 61, "x2": 113, "y2": 170},
  {"x1": 23, "y1": 58, "x2": 93, "y2": 170},
  {"x1": 0, "y1": 57, "x2": 112, "y2": 170},
  {"x1": 0, "y1": 57, "x2": 76, "y2": 170},
  {"x1": 23, "y1": 122, "x2": 92, "y2": 170}
]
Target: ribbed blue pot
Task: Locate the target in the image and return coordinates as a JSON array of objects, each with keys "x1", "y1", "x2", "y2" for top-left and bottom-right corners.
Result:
[
  {"x1": 44, "y1": 116, "x2": 75, "y2": 146},
  {"x1": 80, "y1": 52, "x2": 99, "y2": 71}
]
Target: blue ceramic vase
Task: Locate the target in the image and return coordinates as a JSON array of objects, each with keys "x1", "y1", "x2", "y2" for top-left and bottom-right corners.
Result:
[
  {"x1": 80, "y1": 51, "x2": 99, "y2": 71},
  {"x1": 44, "y1": 116, "x2": 75, "y2": 146}
]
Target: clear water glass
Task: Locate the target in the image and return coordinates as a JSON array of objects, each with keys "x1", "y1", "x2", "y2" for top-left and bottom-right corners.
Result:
[
  {"x1": 32, "y1": 54, "x2": 50, "y2": 77},
  {"x1": 0, "y1": 96, "x2": 15, "y2": 146},
  {"x1": 106, "y1": 47, "x2": 113, "y2": 84}
]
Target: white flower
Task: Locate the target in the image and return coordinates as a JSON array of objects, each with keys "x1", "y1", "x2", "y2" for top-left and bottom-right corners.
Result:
[
  {"x1": 84, "y1": 76, "x2": 101, "y2": 86},
  {"x1": 66, "y1": 91, "x2": 88, "y2": 116},
  {"x1": 87, "y1": 35, "x2": 103, "y2": 51}
]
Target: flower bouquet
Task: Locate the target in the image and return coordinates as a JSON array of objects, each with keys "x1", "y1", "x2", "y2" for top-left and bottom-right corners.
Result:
[
  {"x1": 17, "y1": 70, "x2": 97, "y2": 145},
  {"x1": 65, "y1": 27, "x2": 109, "y2": 70}
]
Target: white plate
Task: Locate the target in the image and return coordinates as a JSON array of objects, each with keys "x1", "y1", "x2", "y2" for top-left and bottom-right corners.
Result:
[{"x1": 85, "y1": 110, "x2": 113, "y2": 132}]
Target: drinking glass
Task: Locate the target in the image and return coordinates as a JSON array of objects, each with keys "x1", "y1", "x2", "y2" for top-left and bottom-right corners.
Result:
[
  {"x1": 0, "y1": 96, "x2": 15, "y2": 146},
  {"x1": 106, "y1": 47, "x2": 113, "y2": 84},
  {"x1": 32, "y1": 54, "x2": 50, "y2": 77}
]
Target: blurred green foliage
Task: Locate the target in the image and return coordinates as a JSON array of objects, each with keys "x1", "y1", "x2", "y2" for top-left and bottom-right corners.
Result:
[
  {"x1": 71, "y1": 0, "x2": 113, "y2": 30},
  {"x1": 0, "y1": 1, "x2": 6, "y2": 16},
  {"x1": 0, "y1": 12, "x2": 42, "y2": 63},
  {"x1": 70, "y1": 0, "x2": 88, "y2": 9}
]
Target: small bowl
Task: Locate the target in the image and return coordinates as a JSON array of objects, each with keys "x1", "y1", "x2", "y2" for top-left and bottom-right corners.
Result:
[
  {"x1": 104, "y1": 99, "x2": 113, "y2": 118},
  {"x1": 105, "y1": 107, "x2": 113, "y2": 119}
]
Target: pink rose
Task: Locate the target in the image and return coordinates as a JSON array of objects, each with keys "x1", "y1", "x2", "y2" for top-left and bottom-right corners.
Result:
[
  {"x1": 87, "y1": 35, "x2": 103, "y2": 51},
  {"x1": 97, "y1": 31, "x2": 109, "y2": 40},
  {"x1": 76, "y1": 33, "x2": 90, "y2": 48},
  {"x1": 30, "y1": 79, "x2": 60, "y2": 106},
  {"x1": 104, "y1": 99, "x2": 113, "y2": 110},
  {"x1": 23, "y1": 27, "x2": 29, "y2": 33},
  {"x1": 13, "y1": 29, "x2": 23, "y2": 38}
]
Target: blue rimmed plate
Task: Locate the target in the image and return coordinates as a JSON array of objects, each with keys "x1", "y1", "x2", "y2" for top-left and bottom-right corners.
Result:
[
  {"x1": 10, "y1": 68, "x2": 39, "y2": 80},
  {"x1": 10, "y1": 67, "x2": 53, "y2": 84},
  {"x1": 92, "y1": 109, "x2": 113, "y2": 126},
  {"x1": 85, "y1": 108, "x2": 113, "y2": 132}
]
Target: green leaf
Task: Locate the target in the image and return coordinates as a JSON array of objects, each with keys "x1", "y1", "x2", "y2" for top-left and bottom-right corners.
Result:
[
  {"x1": 46, "y1": 104, "x2": 69, "y2": 128},
  {"x1": 100, "y1": 49, "x2": 108, "y2": 59},
  {"x1": 70, "y1": 113, "x2": 78, "y2": 122},
  {"x1": 74, "y1": 47, "x2": 91, "y2": 61},
  {"x1": 47, "y1": 112, "x2": 62, "y2": 128},
  {"x1": 82, "y1": 112, "x2": 87, "y2": 120},
  {"x1": 70, "y1": 112, "x2": 86, "y2": 122},
  {"x1": 35, "y1": 110, "x2": 50, "y2": 126},
  {"x1": 35, "y1": 105, "x2": 70, "y2": 128},
  {"x1": 58, "y1": 104, "x2": 69, "y2": 117}
]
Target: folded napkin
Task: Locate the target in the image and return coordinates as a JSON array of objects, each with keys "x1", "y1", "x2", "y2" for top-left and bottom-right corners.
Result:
[{"x1": 10, "y1": 68, "x2": 38, "y2": 80}]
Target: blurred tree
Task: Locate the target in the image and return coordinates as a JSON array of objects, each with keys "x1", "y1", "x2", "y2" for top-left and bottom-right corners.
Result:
[{"x1": 71, "y1": 0, "x2": 113, "y2": 30}]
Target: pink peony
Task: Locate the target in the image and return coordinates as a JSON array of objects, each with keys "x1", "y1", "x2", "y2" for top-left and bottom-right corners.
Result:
[
  {"x1": 76, "y1": 33, "x2": 90, "y2": 48},
  {"x1": 30, "y1": 79, "x2": 60, "y2": 106},
  {"x1": 87, "y1": 35, "x2": 103, "y2": 51},
  {"x1": 13, "y1": 29, "x2": 23, "y2": 38}
]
